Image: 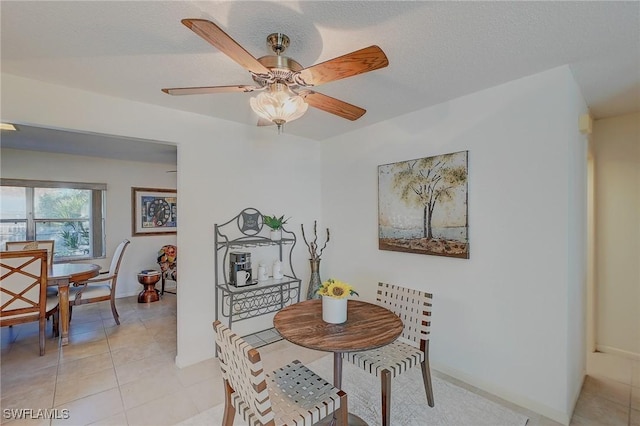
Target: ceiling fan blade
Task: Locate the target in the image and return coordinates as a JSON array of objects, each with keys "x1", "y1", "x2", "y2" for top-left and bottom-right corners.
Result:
[
  {"x1": 299, "y1": 90, "x2": 366, "y2": 121},
  {"x1": 297, "y1": 45, "x2": 388, "y2": 87},
  {"x1": 182, "y1": 19, "x2": 270, "y2": 75},
  {"x1": 162, "y1": 85, "x2": 259, "y2": 96}
]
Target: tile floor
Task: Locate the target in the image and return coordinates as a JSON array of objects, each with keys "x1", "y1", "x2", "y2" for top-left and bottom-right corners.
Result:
[{"x1": 0, "y1": 295, "x2": 637, "y2": 425}]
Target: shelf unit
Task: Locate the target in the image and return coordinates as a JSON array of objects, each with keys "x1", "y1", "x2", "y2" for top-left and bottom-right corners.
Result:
[{"x1": 214, "y1": 208, "x2": 301, "y2": 347}]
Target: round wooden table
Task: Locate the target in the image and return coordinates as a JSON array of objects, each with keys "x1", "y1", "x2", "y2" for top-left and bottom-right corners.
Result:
[
  {"x1": 49, "y1": 263, "x2": 101, "y2": 346},
  {"x1": 274, "y1": 299, "x2": 403, "y2": 425}
]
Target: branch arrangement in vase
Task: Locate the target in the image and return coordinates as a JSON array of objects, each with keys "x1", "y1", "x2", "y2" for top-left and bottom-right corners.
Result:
[{"x1": 301, "y1": 221, "x2": 330, "y2": 261}]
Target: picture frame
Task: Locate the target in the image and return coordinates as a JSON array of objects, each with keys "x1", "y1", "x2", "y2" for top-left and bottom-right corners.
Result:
[
  {"x1": 378, "y1": 150, "x2": 469, "y2": 258},
  {"x1": 131, "y1": 187, "x2": 177, "y2": 236}
]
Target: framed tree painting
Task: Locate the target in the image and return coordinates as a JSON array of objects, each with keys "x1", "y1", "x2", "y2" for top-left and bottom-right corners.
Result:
[
  {"x1": 131, "y1": 187, "x2": 177, "y2": 236},
  {"x1": 378, "y1": 151, "x2": 469, "y2": 258}
]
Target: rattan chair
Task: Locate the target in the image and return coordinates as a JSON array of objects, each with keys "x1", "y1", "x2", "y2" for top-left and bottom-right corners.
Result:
[
  {"x1": 213, "y1": 320, "x2": 349, "y2": 425},
  {"x1": 0, "y1": 249, "x2": 59, "y2": 355},
  {"x1": 70, "y1": 239, "x2": 129, "y2": 325},
  {"x1": 345, "y1": 282, "x2": 434, "y2": 426}
]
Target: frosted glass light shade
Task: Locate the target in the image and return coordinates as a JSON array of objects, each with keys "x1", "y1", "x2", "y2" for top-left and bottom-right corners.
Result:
[{"x1": 250, "y1": 85, "x2": 308, "y2": 133}]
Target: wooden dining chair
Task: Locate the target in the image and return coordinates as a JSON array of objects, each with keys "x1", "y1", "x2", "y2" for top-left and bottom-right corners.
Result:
[
  {"x1": 0, "y1": 249, "x2": 59, "y2": 355},
  {"x1": 69, "y1": 239, "x2": 129, "y2": 325},
  {"x1": 6, "y1": 240, "x2": 57, "y2": 296},
  {"x1": 213, "y1": 320, "x2": 349, "y2": 426},
  {"x1": 345, "y1": 282, "x2": 434, "y2": 426}
]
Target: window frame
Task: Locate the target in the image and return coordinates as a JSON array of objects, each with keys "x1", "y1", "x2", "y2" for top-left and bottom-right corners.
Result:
[{"x1": 1, "y1": 178, "x2": 106, "y2": 261}]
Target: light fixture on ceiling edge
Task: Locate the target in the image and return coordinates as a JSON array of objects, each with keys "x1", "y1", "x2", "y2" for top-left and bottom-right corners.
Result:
[{"x1": 250, "y1": 83, "x2": 308, "y2": 134}]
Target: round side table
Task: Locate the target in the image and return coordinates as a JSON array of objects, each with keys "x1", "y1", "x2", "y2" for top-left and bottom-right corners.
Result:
[{"x1": 137, "y1": 272, "x2": 161, "y2": 303}]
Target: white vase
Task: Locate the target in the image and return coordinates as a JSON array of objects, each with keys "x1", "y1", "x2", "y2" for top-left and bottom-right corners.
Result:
[
  {"x1": 270, "y1": 229, "x2": 281, "y2": 241},
  {"x1": 322, "y1": 296, "x2": 347, "y2": 324}
]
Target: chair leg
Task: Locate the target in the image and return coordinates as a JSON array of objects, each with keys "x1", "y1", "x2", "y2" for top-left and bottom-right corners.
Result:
[
  {"x1": 337, "y1": 391, "x2": 349, "y2": 426},
  {"x1": 381, "y1": 369, "x2": 391, "y2": 426},
  {"x1": 161, "y1": 276, "x2": 165, "y2": 296},
  {"x1": 421, "y1": 358, "x2": 435, "y2": 407},
  {"x1": 222, "y1": 380, "x2": 235, "y2": 426},
  {"x1": 69, "y1": 305, "x2": 73, "y2": 322},
  {"x1": 39, "y1": 317, "x2": 46, "y2": 356},
  {"x1": 110, "y1": 298, "x2": 120, "y2": 325},
  {"x1": 52, "y1": 311, "x2": 59, "y2": 338}
]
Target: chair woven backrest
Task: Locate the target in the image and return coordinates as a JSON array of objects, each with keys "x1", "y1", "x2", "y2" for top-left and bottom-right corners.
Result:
[
  {"x1": 213, "y1": 320, "x2": 274, "y2": 425},
  {"x1": 0, "y1": 250, "x2": 48, "y2": 320},
  {"x1": 6, "y1": 240, "x2": 55, "y2": 267},
  {"x1": 377, "y1": 282, "x2": 432, "y2": 345}
]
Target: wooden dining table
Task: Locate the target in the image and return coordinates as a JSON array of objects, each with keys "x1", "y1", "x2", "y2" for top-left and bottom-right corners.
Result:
[
  {"x1": 273, "y1": 299, "x2": 403, "y2": 425},
  {"x1": 49, "y1": 263, "x2": 101, "y2": 345}
]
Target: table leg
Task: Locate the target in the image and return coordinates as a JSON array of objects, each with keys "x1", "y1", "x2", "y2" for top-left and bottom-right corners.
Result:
[
  {"x1": 57, "y1": 278, "x2": 70, "y2": 346},
  {"x1": 327, "y1": 352, "x2": 367, "y2": 426}
]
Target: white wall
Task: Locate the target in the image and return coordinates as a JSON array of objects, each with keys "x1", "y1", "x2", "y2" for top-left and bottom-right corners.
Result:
[
  {"x1": 320, "y1": 66, "x2": 587, "y2": 423},
  {"x1": 0, "y1": 148, "x2": 177, "y2": 297},
  {"x1": 1, "y1": 73, "x2": 323, "y2": 369},
  {"x1": 2, "y1": 69, "x2": 590, "y2": 423},
  {"x1": 592, "y1": 112, "x2": 640, "y2": 357}
]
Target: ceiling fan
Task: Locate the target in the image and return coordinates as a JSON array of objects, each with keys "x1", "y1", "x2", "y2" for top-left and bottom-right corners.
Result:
[{"x1": 162, "y1": 19, "x2": 389, "y2": 133}]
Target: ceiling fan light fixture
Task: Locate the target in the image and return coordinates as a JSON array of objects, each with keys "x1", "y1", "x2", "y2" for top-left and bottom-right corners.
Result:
[{"x1": 250, "y1": 84, "x2": 308, "y2": 134}]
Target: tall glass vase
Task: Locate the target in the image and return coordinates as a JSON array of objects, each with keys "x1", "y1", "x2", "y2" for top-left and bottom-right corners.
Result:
[{"x1": 306, "y1": 259, "x2": 322, "y2": 300}]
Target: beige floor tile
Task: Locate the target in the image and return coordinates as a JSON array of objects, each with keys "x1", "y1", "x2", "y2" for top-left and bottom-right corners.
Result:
[
  {"x1": 88, "y1": 412, "x2": 128, "y2": 426},
  {"x1": 57, "y1": 352, "x2": 114, "y2": 382},
  {"x1": 51, "y1": 388, "x2": 123, "y2": 426},
  {"x1": 68, "y1": 319, "x2": 106, "y2": 336},
  {"x1": 125, "y1": 391, "x2": 199, "y2": 426},
  {"x1": 54, "y1": 367, "x2": 118, "y2": 406},
  {"x1": 581, "y1": 375, "x2": 631, "y2": 406},
  {"x1": 183, "y1": 376, "x2": 225, "y2": 412},
  {"x1": 1, "y1": 343, "x2": 60, "y2": 372},
  {"x1": 0, "y1": 381, "x2": 56, "y2": 413},
  {"x1": 110, "y1": 341, "x2": 168, "y2": 367},
  {"x1": 175, "y1": 357, "x2": 221, "y2": 388},
  {"x1": 59, "y1": 335, "x2": 110, "y2": 364},
  {"x1": 573, "y1": 391, "x2": 629, "y2": 426},
  {"x1": 114, "y1": 352, "x2": 177, "y2": 385},
  {"x1": 631, "y1": 408, "x2": 640, "y2": 426},
  {"x1": 106, "y1": 332, "x2": 155, "y2": 352},
  {"x1": 1, "y1": 365, "x2": 58, "y2": 396},
  {"x1": 119, "y1": 369, "x2": 184, "y2": 410}
]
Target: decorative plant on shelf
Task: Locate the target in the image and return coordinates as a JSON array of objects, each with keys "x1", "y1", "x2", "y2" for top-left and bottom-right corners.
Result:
[
  {"x1": 263, "y1": 214, "x2": 288, "y2": 231},
  {"x1": 302, "y1": 221, "x2": 330, "y2": 299},
  {"x1": 264, "y1": 214, "x2": 288, "y2": 241}
]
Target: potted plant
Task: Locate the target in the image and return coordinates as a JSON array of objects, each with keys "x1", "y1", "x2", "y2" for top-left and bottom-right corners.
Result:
[{"x1": 263, "y1": 214, "x2": 288, "y2": 240}]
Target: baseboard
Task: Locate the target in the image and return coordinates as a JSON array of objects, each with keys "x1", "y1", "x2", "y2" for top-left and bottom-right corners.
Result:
[
  {"x1": 431, "y1": 361, "x2": 571, "y2": 425},
  {"x1": 596, "y1": 345, "x2": 640, "y2": 360}
]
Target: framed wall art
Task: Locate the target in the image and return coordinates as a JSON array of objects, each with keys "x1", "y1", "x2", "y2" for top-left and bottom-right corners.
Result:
[
  {"x1": 131, "y1": 187, "x2": 177, "y2": 236},
  {"x1": 378, "y1": 150, "x2": 469, "y2": 258}
]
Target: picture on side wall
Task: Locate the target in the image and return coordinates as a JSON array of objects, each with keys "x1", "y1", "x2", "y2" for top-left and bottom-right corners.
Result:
[
  {"x1": 378, "y1": 150, "x2": 469, "y2": 258},
  {"x1": 131, "y1": 187, "x2": 177, "y2": 236}
]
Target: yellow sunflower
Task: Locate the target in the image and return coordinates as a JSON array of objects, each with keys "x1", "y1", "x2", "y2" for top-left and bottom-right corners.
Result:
[{"x1": 317, "y1": 278, "x2": 358, "y2": 299}]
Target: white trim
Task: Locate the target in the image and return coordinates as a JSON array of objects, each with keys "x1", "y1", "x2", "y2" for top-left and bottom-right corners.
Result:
[{"x1": 595, "y1": 345, "x2": 640, "y2": 361}]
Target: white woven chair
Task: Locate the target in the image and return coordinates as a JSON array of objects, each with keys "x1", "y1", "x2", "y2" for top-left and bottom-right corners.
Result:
[
  {"x1": 213, "y1": 320, "x2": 349, "y2": 425},
  {"x1": 345, "y1": 282, "x2": 434, "y2": 426}
]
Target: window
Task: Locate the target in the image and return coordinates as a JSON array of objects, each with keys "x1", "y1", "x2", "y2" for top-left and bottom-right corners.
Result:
[{"x1": 0, "y1": 179, "x2": 106, "y2": 261}]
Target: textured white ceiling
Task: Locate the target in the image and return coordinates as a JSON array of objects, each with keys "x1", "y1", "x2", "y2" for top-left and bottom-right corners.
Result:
[{"x1": 1, "y1": 1, "x2": 639, "y2": 150}]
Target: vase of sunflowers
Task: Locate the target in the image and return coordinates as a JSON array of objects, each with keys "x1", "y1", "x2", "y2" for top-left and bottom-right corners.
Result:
[{"x1": 317, "y1": 278, "x2": 358, "y2": 324}]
